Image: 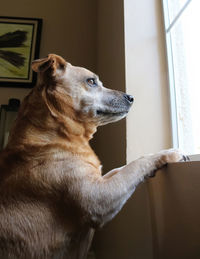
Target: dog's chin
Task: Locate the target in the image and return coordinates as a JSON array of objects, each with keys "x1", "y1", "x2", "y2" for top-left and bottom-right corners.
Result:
[
  {"x1": 96, "y1": 110, "x2": 128, "y2": 116},
  {"x1": 96, "y1": 109, "x2": 129, "y2": 126}
]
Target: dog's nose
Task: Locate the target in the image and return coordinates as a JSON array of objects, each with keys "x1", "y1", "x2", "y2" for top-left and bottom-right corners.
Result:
[{"x1": 124, "y1": 94, "x2": 134, "y2": 104}]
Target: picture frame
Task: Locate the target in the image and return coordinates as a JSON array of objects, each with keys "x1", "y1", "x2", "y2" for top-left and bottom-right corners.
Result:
[{"x1": 0, "y1": 16, "x2": 42, "y2": 88}]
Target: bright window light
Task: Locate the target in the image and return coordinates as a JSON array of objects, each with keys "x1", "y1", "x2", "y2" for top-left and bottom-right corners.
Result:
[{"x1": 163, "y1": 0, "x2": 200, "y2": 155}]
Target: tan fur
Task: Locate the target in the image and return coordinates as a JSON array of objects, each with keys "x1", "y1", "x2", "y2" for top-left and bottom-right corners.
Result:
[{"x1": 0, "y1": 54, "x2": 184, "y2": 259}]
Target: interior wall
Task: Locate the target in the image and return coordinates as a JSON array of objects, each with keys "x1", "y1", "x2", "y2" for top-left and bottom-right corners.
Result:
[
  {"x1": 124, "y1": 0, "x2": 172, "y2": 160},
  {"x1": 0, "y1": 0, "x2": 97, "y2": 105},
  {"x1": 124, "y1": 0, "x2": 172, "y2": 259}
]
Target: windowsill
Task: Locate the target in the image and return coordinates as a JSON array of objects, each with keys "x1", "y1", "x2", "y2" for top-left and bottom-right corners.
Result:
[{"x1": 188, "y1": 154, "x2": 200, "y2": 161}]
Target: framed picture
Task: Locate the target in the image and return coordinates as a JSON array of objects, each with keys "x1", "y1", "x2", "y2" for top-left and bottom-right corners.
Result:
[{"x1": 0, "y1": 16, "x2": 42, "y2": 88}]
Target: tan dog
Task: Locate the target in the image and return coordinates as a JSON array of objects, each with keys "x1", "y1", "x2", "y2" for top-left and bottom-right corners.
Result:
[{"x1": 0, "y1": 54, "x2": 185, "y2": 259}]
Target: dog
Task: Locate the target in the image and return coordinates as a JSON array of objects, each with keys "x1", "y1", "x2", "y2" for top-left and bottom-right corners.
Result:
[{"x1": 0, "y1": 54, "x2": 185, "y2": 259}]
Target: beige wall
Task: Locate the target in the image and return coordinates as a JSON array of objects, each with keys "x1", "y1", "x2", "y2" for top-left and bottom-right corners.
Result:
[
  {"x1": 0, "y1": 0, "x2": 97, "y2": 105},
  {"x1": 125, "y1": 0, "x2": 172, "y2": 161},
  {"x1": 123, "y1": 0, "x2": 172, "y2": 259}
]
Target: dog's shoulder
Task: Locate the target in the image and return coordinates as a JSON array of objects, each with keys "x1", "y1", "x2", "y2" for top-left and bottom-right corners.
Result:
[{"x1": 0, "y1": 146, "x2": 102, "y2": 197}]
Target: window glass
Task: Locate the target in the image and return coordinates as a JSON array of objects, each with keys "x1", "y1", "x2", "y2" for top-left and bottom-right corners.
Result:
[
  {"x1": 167, "y1": 0, "x2": 189, "y2": 24},
  {"x1": 164, "y1": 0, "x2": 200, "y2": 154}
]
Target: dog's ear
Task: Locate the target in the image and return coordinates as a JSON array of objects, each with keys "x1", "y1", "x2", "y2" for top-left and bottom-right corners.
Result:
[
  {"x1": 32, "y1": 56, "x2": 53, "y2": 73},
  {"x1": 32, "y1": 54, "x2": 66, "y2": 73}
]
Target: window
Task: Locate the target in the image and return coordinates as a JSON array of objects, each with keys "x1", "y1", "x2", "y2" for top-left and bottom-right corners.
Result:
[{"x1": 162, "y1": 0, "x2": 200, "y2": 155}]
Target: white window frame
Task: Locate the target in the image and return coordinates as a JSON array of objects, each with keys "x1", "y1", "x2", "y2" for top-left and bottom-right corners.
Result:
[{"x1": 162, "y1": 0, "x2": 200, "y2": 159}]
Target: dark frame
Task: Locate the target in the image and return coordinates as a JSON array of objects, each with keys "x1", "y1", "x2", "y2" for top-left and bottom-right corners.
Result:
[{"x1": 0, "y1": 16, "x2": 42, "y2": 88}]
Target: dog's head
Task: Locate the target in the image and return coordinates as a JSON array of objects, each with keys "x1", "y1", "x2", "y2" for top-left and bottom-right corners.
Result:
[{"x1": 32, "y1": 54, "x2": 134, "y2": 126}]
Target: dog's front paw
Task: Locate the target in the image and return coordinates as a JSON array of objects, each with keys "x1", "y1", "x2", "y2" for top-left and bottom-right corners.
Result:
[
  {"x1": 153, "y1": 149, "x2": 188, "y2": 169},
  {"x1": 141, "y1": 149, "x2": 189, "y2": 179},
  {"x1": 140, "y1": 149, "x2": 188, "y2": 179}
]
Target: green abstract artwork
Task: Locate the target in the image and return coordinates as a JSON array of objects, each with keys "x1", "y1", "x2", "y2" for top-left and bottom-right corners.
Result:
[{"x1": 0, "y1": 17, "x2": 42, "y2": 88}]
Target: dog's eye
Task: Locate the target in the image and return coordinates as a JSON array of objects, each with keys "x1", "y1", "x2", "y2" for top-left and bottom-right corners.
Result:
[{"x1": 86, "y1": 78, "x2": 97, "y2": 87}]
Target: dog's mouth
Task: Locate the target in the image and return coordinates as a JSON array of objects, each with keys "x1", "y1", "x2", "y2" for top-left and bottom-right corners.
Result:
[{"x1": 96, "y1": 110, "x2": 129, "y2": 116}]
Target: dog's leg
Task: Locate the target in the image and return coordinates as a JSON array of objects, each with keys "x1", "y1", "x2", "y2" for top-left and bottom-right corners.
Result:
[
  {"x1": 97, "y1": 149, "x2": 185, "y2": 223},
  {"x1": 67, "y1": 149, "x2": 185, "y2": 226}
]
